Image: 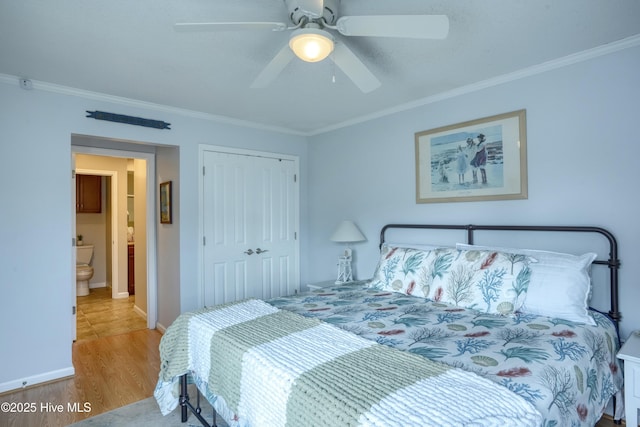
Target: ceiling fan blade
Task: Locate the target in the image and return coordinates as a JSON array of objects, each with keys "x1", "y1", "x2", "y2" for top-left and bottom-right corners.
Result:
[
  {"x1": 330, "y1": 43, "x2": 381, "y2": 93},
  {"x1": 250, "y1": 44, "x2": 295, "y2": 88},
  {"x1": 336, "y1": 15, "x2": 449, "y2": 39},
  {"x1": 174, "y1": 22, "x2": 287, "y2": 32}
]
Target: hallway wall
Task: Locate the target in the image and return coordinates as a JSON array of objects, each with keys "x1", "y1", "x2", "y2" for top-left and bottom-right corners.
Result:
[{"x1": 133, "y1": 158, "x2": 147, "y2": 314}]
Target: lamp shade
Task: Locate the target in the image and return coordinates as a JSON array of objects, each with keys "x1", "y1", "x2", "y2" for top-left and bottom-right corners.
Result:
[
  {"x1": 289, "y1": 28, "x2": 334, "y2": 62},
  {"x1": 330, "y1": 220, "x2": 366, "y2": 243}
]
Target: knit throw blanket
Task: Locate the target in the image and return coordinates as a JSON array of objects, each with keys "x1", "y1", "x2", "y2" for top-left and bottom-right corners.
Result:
[{"x1": 154, "y1": 299, "x2": 542, "y2": 427}]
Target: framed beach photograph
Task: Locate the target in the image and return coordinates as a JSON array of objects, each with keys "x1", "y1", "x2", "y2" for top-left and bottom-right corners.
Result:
[
  {"x1": 415, "y1": 109, "x2": 527, "y2": 203},
  {"x1": 159, "y1": 181, "x2": 172, "y2": 224}
]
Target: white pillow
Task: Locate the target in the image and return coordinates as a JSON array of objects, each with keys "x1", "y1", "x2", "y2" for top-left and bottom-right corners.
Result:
[{"x1": 456, "y1": 243, "x2": 597, "y2": 325}]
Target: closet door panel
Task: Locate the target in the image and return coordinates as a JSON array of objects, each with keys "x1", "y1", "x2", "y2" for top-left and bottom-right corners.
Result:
[
  {"x1": 202, "y1": 151, "x2": 252, "y2": 306},
  {"x1": 252, "y1": 157, "x2": 297, "y2": 300}
]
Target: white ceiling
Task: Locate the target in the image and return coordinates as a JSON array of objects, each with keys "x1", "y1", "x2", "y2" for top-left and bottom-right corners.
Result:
[{"x1": 1, "y1": 0, "x2": 639, "y2": 135}]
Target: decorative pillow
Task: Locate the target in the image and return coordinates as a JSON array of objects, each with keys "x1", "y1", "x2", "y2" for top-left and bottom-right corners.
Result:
[
  {"x1": 369, "y1": 244, "x2": 437, "y2": 298},
  {"x1": 370, "y1": 245, "x2": 533, "y2": 315},
  {"x1": 456, "y1": 243, "x2": 597, "y2": 325}
]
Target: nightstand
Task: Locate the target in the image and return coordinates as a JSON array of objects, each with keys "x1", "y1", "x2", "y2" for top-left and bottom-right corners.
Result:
[
  {"x1": 306, "y1": 280, "x2": 337, "y2": 291},
  {"x1": 617, "y1": 331, "x2": 640, "y2": 427}
]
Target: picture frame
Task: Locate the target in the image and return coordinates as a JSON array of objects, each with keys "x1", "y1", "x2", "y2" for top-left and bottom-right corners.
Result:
[
  {"x1": 159, "y1": 181, "x2": 172, "y2": 224},
  {"x1": 415, "y1": 109, "x2": 527, "y2": 204}
]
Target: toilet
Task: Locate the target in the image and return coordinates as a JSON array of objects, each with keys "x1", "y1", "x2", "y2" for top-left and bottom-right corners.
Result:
[{"x1": 76, "y1": 245, "x2": 94, "y2": 296}]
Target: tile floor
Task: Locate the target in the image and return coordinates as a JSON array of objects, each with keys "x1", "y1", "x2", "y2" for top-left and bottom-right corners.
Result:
[{"x1": 76, "y1": 286, "x2": 147, "y2": 342}]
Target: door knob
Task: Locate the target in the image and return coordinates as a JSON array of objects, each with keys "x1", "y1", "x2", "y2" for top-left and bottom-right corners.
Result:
[
  {"x1": 255, "y1": 248, "x2": 269, "y2": 254},
  {"x1": 244, "y1": 249, "x2": 254, "y2": 255}
]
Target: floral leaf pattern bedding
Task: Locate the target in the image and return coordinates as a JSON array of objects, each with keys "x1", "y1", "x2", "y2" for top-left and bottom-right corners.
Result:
[
  {"x1": 268, "y1": 282, "x2": 623, "y2": 427},
  {"x1": 369, "y1": 246, "x2": 535, "y2": 316}
]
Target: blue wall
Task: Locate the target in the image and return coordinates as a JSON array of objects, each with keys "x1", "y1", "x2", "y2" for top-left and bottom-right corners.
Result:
[{"x1": 306, "y1": 44, "x2": 640, "y2": 340}]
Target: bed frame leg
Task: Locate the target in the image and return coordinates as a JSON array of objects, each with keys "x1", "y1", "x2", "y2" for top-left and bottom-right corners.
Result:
[
  {"x1": 180, "y1": 373, "x2": 189, "y2": 422},
  {"x1": 178, "y1": 373, "x2": 214, "y2": 427},
  {"x1": 610, "y1": 392, "x2": 623, "y2": 424}
]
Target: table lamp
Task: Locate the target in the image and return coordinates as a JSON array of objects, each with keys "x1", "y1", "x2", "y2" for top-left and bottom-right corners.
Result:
[{"x1": 330, "y1": 220, "x2": 366, "y2": 284}]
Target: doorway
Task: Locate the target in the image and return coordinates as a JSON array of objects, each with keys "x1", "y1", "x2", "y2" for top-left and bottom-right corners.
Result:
[
  {"x1": 74, "y1": 160, "x2": 147, "y2": 340},
  {"x1": 71, "y1": 142, "x2": 158, "y2": 339}
]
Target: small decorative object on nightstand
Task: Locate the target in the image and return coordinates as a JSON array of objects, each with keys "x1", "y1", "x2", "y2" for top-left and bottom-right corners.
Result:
[
  {"x1": 330, "y1": 220, "x2": 366, "y2": 284},
  {"x1": 617, "y1": 330, "x2": 640, "y2": 427}
]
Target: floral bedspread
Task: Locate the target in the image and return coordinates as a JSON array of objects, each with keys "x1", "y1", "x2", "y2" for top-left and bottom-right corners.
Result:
[{"x1": 268, "y1": 281, "x2": 623, "y2": 427}]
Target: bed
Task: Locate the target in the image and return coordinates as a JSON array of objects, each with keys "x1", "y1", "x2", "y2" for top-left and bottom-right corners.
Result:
[{"x1": 155, "y1": 224, "x2": 624, "y2": 427}]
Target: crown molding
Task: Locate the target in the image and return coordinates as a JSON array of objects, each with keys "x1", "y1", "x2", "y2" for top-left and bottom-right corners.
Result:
[
  {"x1": 309, "y1": 34, "x2": 640, "y2": 136},
  {"x1": 0, "y1": 74, "x2": 306, "y2": 136},
  {"x1": 2, "y1": 34, "x2": 639, "y2": 137}
]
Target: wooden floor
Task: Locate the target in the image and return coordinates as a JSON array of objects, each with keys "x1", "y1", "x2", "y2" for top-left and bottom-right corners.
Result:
[
  {"x1": 76, "y1": 287, "x2": 148, "y2": 342},
  {"x1": 0, "y1": 288, "x2": 161, "y2": 427},
  {"x1": 600, "y1": 415, "x2": 628, "y2": 427},
  {"x1": 0, "y1": 288, "x2": 628, "y2": 426}
]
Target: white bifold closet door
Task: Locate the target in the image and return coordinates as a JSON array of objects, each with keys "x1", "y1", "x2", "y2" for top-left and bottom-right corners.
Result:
[{"x1": 202, "y1": 150, "x2": 298, "y2": 307}]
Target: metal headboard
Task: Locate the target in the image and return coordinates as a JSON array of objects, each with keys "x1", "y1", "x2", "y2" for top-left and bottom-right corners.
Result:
[{"x1": 379, "y1": 224, "x2": 621, "y2": 328}]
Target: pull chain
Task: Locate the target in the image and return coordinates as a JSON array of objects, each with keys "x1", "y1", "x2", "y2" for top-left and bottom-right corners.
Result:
[{"x1": 330, "y1": 47, "x2": 336, "y2": 83}]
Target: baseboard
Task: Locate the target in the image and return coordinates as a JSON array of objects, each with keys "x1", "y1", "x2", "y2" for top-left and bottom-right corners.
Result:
[
  {"x1": 133, "y1": 305, "x2": 147, "y2": 319},
  {"x1": 156, "y1": 322, "x2": 167, "y2": 334},
  {"x1": 113, "y1": 291, "x2": 130, "y2": 299},
  {"x1": 0, "y1": 367, "x2": 75, "y2": 394},
  {"x1": 89, "y1": 282, "x2": 106, "y2": 289}
]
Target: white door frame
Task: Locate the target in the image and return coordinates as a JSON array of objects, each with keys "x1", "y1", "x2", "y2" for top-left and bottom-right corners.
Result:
[
  {"x1": 198, "y1": 144, "x2": 300, "y2": 308},
  {"x1": 71, "y1": 152, "x2": 77, "y2": 341},
  {"x1": 72, "y1": 145, "x2": 157, "y2": 329}
]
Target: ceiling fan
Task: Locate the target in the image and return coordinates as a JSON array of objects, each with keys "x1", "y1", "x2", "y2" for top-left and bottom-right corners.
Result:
[{"x1": 174, "y1": 0, "x2": 449, "y2": 93}]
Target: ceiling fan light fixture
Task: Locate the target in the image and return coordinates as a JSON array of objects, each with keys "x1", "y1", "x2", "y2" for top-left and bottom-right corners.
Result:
[{"x1": 289, "y1": 28, "x2": 334, "y2": 62}]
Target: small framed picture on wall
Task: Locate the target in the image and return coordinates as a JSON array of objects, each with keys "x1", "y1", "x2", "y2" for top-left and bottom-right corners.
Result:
[{"x1": 159, "y1": 181, "x2": 172, "y2": 224}]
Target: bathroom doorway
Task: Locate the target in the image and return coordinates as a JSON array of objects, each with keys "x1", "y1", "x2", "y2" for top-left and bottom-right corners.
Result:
[
  {"x1": 71, "y1": 141, "x2": 158, "y2": 342},
  {"x1": 74, "y1": 161, "x2": 146, "y2": 341}
]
